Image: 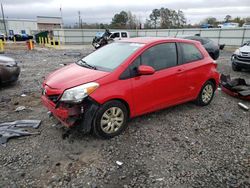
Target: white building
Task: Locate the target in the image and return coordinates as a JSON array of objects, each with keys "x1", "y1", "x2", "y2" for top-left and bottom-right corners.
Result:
[
  {"x1": 0, "y1": 16, "x2": 62, "y2": 36},
  {"x1": 6, "y1": 18, "x2": 37, "y2": 35},
  {"x1": 37, "y1": 16, "x2": 62, "y2": 30}
]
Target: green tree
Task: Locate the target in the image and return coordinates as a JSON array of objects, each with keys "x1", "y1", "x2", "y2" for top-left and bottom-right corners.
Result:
[
  {"x1": 127, "y1": 11, "x2": 137, "y2": 29},
  {"x1": 111, "y1": 11, "x2": 128, "y2": 28},
  {"x1": 232, "y1": 17, "x2": 244, "y2": 27},
  {"x1": 224, "y1": 15, "x2": 232, "y2": 22},
  {"x1": 177, "y1": 10, "x2": 186, "y2": 28},
  {"x1": 161, "y1": 8, "x2": 186, "y2": 28},
  {"x1": 149, "y1": 9, "x2": 160, "y2": 29},
  {"x1": 203, "y1": 17, "x2": 217, "y2": 25}
]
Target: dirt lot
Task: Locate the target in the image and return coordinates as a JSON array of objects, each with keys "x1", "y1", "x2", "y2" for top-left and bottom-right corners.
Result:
[{"x1": 0, "y1": 46, "x2": 249, "y2": 187}]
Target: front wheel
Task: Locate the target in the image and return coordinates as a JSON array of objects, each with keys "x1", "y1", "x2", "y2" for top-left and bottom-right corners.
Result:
[
  {"x1": 195, "y1": 81, "x2": 215, "y2": 106},
  {"x1": 93, "y1": 100, "x2": 128, "y2": 139}
]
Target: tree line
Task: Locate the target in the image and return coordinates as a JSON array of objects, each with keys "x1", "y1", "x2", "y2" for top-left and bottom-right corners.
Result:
[
  {"x1": 64, "y1": 10, "x2": 250, "y2": 29},
  {"x1": 65, "y1": 7, "x2": 187, "y2": 29},
  {"x1": 201, "y1": 15, "x2": 250, "y2": 27}
]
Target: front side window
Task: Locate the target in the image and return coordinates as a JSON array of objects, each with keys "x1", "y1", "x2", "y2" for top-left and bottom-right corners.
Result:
[
  {"x1": 110, "y1": 32, "x2": 120, "y2": 39},
  {"x1": 141, "y1": 43, "x2": 177, "y2": 71},
  {"x1": 180, "y1": 43, "x2": 203, "y2": 64}
]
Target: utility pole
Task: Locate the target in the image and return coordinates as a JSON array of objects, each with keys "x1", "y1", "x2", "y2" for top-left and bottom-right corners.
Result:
[
  {"x1": 1, "y1": 3, "x2": 7, "y2": 37},
  {"x1": 60, "y1": 5, "x2": 64, "y2": 29},
  {"x1": 78, "y1": 11, "x2": 81, "y2": 29}
]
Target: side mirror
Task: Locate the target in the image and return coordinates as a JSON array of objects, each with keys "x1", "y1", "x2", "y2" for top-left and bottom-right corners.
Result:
[{"x1": 138, "y1": 65, "x2": 155, "y2": 75}]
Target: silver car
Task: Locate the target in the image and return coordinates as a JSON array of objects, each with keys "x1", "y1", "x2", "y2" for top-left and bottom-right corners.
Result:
[{"x1": 231, "y1": 41, "x2": 250, "y2": 71}]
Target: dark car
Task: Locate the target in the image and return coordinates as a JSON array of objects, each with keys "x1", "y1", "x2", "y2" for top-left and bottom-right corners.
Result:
[
  {"x1": 92, "y1": 29, "x2": 112, "y2": 49},
  {"x1": 184, "y1": 36, "x2": 223, "y2": 60},
  {"x1": 0, "y1": 56, "x2": 20, "y2": 85},
  {"x1": 231, "y1": 42, "x2": 250, "y2": 71},
  {"x1": 0, "y1": 33, "x2": 7, "y2": 41},
  {"x1": 9, "y1": 34, "x2": 33, "y2": 41}
]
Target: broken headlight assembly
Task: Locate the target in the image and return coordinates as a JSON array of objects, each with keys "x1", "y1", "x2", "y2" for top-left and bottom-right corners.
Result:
[{"x1": 60, "y1": 82, "x2": 99, "y2": 103}]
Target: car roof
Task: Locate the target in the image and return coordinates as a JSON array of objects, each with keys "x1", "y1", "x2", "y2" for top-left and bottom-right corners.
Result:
[
  {"x1": 111, "y1": 31, "x2": 128, "y2": 33},
  {"x1": 119, "y1": 37, "x2": 200, "y2": 45}
]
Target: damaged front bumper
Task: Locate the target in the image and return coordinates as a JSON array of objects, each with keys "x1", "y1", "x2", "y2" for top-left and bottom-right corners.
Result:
[{"x1": 41, "y1": 95, "x2": 100, "y2": 133}]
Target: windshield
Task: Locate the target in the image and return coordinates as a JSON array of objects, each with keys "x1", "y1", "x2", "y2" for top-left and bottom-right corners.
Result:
[
  {"x1": 76, "y1": 42, "x2": 145, "y2": 71},
  {"x1": 95, "y1": 32, "x2": 104, "y2": 38}
]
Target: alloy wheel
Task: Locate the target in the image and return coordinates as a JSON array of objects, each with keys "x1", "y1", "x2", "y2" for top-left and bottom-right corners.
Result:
[
  {"x1": 202, "y1": 84, "x2": 213, "y2": 104},
  {"x1": 100, "y1": 107, "x2": 124, "y2": 134}
]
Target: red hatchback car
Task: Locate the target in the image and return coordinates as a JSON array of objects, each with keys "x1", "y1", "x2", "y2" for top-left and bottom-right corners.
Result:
[{"x1": 42, "y1": 38, "x2": 219, "y2": 138}]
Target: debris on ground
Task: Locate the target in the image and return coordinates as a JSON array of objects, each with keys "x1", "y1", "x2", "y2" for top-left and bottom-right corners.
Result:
[
  {"x1": 156, "y1": 178, "x2": 164, "y2": 181},
  {"x1": 116, "y1": 161, "x2": 123, "y2": 166},
  {"x1": 0, "y1": 120, "x2": 41, "y2": 145},
  {"x1": 238, "y1": 102, "x2": 249, "y2": 111},
  {"x1": 21, "y1": 94, "x2": 27, "y2": 97},
  {"x1": 15, "y1": 106, "x2": 26, "y2": 112},
  {"x1": 64, "y1": 52, "x2": 82, "y2": 57},
  {"x1": 220, "y1": 74, "x2": 250, "y2": 100}
]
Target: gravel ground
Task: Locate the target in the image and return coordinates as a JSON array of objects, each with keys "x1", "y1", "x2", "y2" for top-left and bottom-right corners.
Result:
[{"x1": 0, "y1": 46, "x2": 249, "y2": 188}]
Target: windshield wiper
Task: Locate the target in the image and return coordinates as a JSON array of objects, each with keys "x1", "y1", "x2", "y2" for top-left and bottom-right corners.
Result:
[{"x1": 78, "y1": 60, "x2": 97, "y2": 70}]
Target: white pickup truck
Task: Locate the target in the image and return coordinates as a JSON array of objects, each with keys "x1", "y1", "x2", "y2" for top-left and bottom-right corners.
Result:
[
  {"x1": 108, "y1": 31, "x2": 130, "y2": 40},
  {"x1": 92, "y1": 30, "x2": 130, "y2": 49}
]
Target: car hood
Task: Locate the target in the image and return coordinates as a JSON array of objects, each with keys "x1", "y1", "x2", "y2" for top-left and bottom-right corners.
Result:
[
  {"x1": 239, "y1": 45, "x2": 250, "y2": 53},
  {"x1": 45, "y1": 63, "x2": 109, "y2": 90}
]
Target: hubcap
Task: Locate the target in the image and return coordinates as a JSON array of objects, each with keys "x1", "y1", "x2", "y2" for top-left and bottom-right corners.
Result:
[
  {"x1": 100, "y1": 107, "x2": 124, "y2": 134},
  {"x1": 202, "y1": 84, "x2": 213, "y2": 103}
]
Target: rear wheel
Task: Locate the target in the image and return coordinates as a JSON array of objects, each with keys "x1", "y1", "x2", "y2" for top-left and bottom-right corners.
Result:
[
  {"x1": 196, "y1": 81, "x2": 215, "y2": 106},
  {"x1": 93, "y1": 100, "x2": 128, "y2": 139}
]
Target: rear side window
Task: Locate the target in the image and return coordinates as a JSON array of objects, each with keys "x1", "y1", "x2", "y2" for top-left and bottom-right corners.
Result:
[
  {"x1": 180, "y1": 43, "x2": 203, "y2": 64},
  {"x1": 121, "y1": 32, "x2": 128, "y2": 38},
  {"x1": 141, "y1": 43, "x2": 177, "y2": 71}
]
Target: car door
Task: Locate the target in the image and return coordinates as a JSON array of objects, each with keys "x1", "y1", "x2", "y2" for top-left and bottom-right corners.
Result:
[
  {"x1": 120, "y1": 57, "x2": 157, "y2": 116},
  {"x1": 142, "y1": 42, "x2": 189, "y2": 109},
  {"x1": 129, "y1": 43, "x2": 188, "y2": 115}
]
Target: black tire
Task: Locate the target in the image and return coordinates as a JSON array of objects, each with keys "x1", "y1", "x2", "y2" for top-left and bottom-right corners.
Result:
[
  {"x1": 93, "y1": 100, "x2": 128, "y2": 139},
  {"x1": 196, "y1": 81, "x2": 215, "y2": 106},
  {"x1": 232, "y1": 63, "x2": 241, "y2": 71}
]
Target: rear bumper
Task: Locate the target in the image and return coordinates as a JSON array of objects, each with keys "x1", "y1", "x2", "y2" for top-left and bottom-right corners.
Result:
[{"x1": 1, "y1": 66, "x2": 20, "y2": 83}]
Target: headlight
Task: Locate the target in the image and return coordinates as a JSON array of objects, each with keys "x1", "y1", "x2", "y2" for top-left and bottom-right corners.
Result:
[
  {"x1": 234, "y1": 49, "x2": 241, "y2": 56},
  {"x1": 60, "y1": 82, "x2": 99, "y2": 103}
]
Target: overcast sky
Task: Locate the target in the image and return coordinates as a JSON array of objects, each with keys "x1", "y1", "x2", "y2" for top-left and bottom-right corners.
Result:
[{"x1": 1, "y1": 0, "x2": 250, "y2": 25}]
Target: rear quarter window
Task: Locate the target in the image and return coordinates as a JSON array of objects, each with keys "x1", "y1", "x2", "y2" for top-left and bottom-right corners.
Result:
[
  {"x1": 180, "y1": 43, "x2": 203, "y2": 64},
  {"x1": 121, "y1": 32, "x2": 128, "y2": 38}
]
